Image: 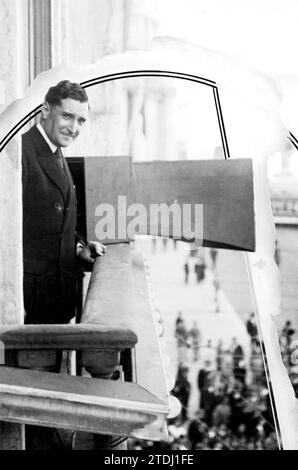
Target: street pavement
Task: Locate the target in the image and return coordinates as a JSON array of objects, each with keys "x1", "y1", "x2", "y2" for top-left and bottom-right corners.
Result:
[
  {"x1": 214, "y1": 226, "x2": 298, "y2": 344},
  {"x1": 135, "y1": 237, "x2": 250, "y2": 419}
]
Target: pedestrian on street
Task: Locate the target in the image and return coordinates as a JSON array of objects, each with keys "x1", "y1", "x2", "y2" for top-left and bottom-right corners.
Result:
[
  {"x1": 231, "y1": 337, "x2": 246, "y2": 384},
  {"x1": 172, "y1": 364, "x2": 191, "y2": 422},
  {"x1": 175, "y1": 311, "x2": 184, "y2": 328},
  {"x1": 281, "y1": 320, "x2": 295, "y2": 349},
  {"x1": 187, "y1": 411, "x2": 206, "y2": 450},
  {"x1": 188, "y1": 321, "x2": 201, "y2": 361},
  {"x1": 246, "y1": 313, "x2": 259, "y2": 351},
  {"x1": 213, "y1": 276, "x2": 220, "y2": 313},
  {"x1": 175, "y1": 313, "x2": 189, "y2": 363},
  {"x1": 210, "y1": 248, "x2": 218, "y2": 270},
  {"x1": 197, "y1": 359, "x2": 213, "y2": 410},
  {"x1": 280, "y1": 320, "x2": 296, "y2": 367},
  {"x1": 194, "y1": 250, "x2": 206, "y2": 283},
  {"x1": 216, "y1": 339, "x2": 224, "y2": 371},
  {"x1": 274, "y1": 239, "x2": 281, "y2": 267},
  {"x1": 184, "y1": 261, "x2": 189, "y2": 284}
]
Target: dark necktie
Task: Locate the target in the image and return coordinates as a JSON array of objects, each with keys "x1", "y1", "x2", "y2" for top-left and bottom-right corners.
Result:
[{"x1": 54, "y1": 147, "x2": 64, "y2": 171}]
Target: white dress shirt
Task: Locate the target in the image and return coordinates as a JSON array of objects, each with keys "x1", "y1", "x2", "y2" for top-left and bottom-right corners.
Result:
[{"x1": 36, "y1": 123, "x2": 57, "y2": 153}]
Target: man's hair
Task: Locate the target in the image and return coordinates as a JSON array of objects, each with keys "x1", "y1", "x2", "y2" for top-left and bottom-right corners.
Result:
[{"x1": 45, "y1": 80, "x2": 88, "y2": 106}]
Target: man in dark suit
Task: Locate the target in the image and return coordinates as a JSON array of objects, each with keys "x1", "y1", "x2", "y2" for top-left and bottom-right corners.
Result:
[{"x1": 22, "y1": 80, "x2": 105, "y2": 325}]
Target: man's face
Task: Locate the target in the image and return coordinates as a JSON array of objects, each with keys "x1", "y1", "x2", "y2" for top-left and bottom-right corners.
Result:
[{"x1": 41, "y1": 97, "x2": 89, "y2": 147}]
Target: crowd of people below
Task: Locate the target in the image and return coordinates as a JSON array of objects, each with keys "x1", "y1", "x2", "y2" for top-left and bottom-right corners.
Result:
[
  {"x1": 246, "y1": 311, "x2": 298, "y2": 396},
  {"x1": 128, "y1": 239, "x2": 296, "y2": 450},
  {"x1": 128, "y1": 345, "x2": 278, "y2": 450},
  {"x1": 278, "y1": 319, "x2": 298, "y2": 396},
  {"x1": 129, "y1": 316, "x2": 279, "y2": 450},
  {"x1": 129, "y1": 309, "x2": 298, "y2": 451}
]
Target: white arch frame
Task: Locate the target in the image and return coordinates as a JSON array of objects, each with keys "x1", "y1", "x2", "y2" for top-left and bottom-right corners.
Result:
[{"x1": 0, "y1": 43, "x2": 297, "y2": 449}]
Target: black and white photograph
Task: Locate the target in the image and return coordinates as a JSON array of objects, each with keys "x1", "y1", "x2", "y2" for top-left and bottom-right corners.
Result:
[{"x1": 0, "y1": 0, "x2": 298, "y2": 453}]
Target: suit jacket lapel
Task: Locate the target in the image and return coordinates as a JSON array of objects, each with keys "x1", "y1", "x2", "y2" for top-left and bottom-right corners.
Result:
[
  {"x1": 61, "y1": 156, "x2": 76, "y2": 233},
  {"x1": 31, "y1": 126, "x2": 70, "y2": 202}
]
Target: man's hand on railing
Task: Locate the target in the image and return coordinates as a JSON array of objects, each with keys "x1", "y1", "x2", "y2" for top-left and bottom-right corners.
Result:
[{"x1": 76, "y1": 241, "x2": 106, "y2": 265}]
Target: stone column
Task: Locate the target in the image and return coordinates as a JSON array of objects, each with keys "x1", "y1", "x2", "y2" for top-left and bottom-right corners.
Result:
[
  {"x1": 0, "y1": 0, "x2": 29, "y2": 449},
  {"x1": 0, "y1": 0, "x2": 28, "y2": 323},
  {"x1": 51, "y1": 0, "x2": 69, "y2": 66},
  {"x1": 28, "y1": 0, "x2": 52, "y2": 78},
  {"x1": 0, "y1": 0, "x2": 29, "y2": 109}
]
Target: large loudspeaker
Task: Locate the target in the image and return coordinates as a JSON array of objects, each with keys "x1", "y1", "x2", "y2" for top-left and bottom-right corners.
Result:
[{"x1": 68, "y1": 157, "x2": 255, "y2": 252}]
